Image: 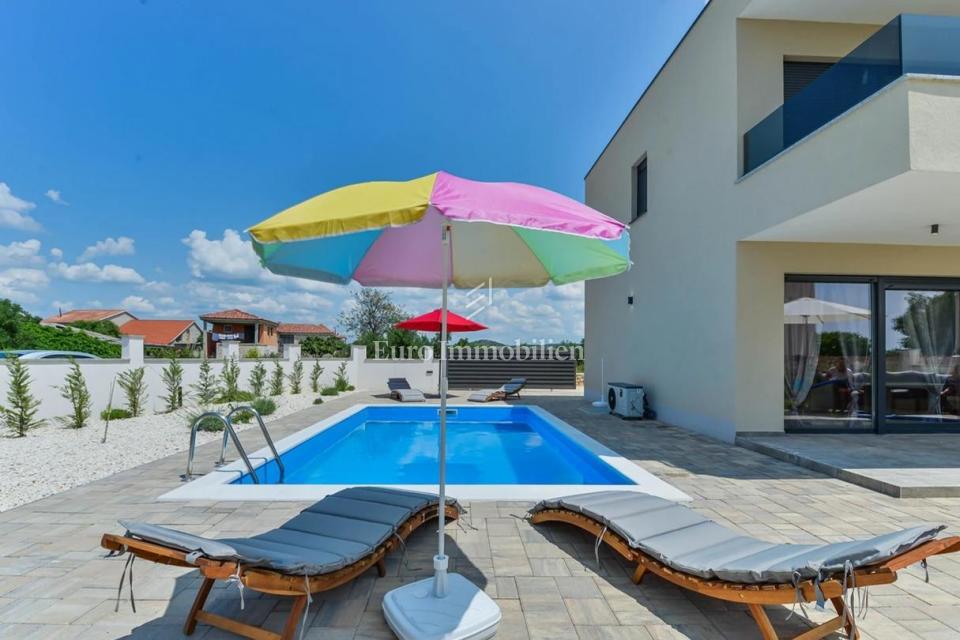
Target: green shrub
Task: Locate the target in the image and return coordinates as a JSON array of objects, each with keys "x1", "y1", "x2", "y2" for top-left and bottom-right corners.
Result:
[
  {"x1": 191, "y1": 359, "x2": 220, "y2": 405},
  {"x1": 100, "y1": 407, "x2": 133, "y2": 421},
  {"x1": 248, "y1": 361, "x2": 267, "y2": 396},
  {"x1": 313, "y1": 396, "x2": 324, "y2": 405},
  {"x1": 320, "y1": 386, "x2": 338, "y2": 396},
  {"x1": 309, "y1": 361, "x2": 323, "y2": 393},
  {"x1": 57, "y1": 359, "x2": 92, "y2": 428},
  {"x1": 219, "y1": 389, "x2": 255, "y2": 403},
  {"x1": 219, "y1": 357, "x2": 242, "y2": 401},
  {"x1": 117, "y1": 367, "x2": 147, "y2": 417},
  {"x1": 288, "y1": 359, "x2": 303, "y2": 394},
  {"x1": 334, "y1": 362, "x2": 350, "y2": 392},
  {"x1": 244, "y1": 347, "x2": 260, "y2": 359},
  {"x1": 160, "y1": 358, "x2": 184, "y2": 412},
  {"x1": 187, "y1": 411, "x2": 225, "y2": 432},
  {"x1": 301, "y1": 335, "x2": 348, "y2": 357},
  {"x1": 251, "y1": 397, "x2": 276, "y2": 416},
  {"x1": 68, "y1": 319, "x2": 121, "y2": 337},
  {"x1": 12, "y1": 322, "x2": 121, "y2": 357},
  {"x1": 346, "y1": 384, "x2": 355, "y2": 391},
  {"x1": 230, "y1": 408, "x2": 253, "y2": 423},
  {"x1": 269, "y1": 361, "x2": 284, "y2": 396},
  {"x1": 2, "y1": 357, "x2": 43, "y2": 436}
]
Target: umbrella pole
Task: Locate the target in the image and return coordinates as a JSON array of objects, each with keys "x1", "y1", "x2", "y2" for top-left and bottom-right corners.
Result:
[{"x1": 434, "y1": 222, "x2": 451, "y2": 598}]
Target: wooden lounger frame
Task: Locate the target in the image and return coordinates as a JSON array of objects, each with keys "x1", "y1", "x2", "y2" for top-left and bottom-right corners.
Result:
[
  {"x1": 531, "y1": 508, "x2": 960, "y2": 640},
  {"x1": 101, "y1": 503, "x2": 459, "y2": 640}
]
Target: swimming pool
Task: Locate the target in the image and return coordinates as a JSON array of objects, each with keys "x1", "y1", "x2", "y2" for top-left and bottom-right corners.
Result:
[{"x1": 163, "y1": 404, "x2": 689, "y2": 502}]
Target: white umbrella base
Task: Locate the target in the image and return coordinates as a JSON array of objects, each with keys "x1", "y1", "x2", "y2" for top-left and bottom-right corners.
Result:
[{"x1": 382, "y1": 573, "x2": 501, "y2": 640}]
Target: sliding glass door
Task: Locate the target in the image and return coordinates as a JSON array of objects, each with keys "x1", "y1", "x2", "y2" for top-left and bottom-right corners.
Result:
[
  {"x1": 784, "y1": 276, "x2": 960, "y2": 433},
  {"x1": 783, "y1": 279, "x2": 874, "y2": 431},
  {"x1": 883, "y1": 284, "x2": 960, "y2": 430}
]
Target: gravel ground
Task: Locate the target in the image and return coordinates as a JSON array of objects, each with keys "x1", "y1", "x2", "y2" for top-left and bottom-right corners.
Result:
[{"x1": 0, "y1": 394, "x2": 322, "y2": 511}]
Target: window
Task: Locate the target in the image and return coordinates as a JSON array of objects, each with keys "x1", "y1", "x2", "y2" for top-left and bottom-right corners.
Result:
[
  {"x1": 783, "y1": 59, "x2": 834, "y2": 101},
  {"x1": 223, "y1": 324, "x2": 233, "y2": 332},
  {"x1": 632, "y1": 157, "x2": 647, "y2": 221}
]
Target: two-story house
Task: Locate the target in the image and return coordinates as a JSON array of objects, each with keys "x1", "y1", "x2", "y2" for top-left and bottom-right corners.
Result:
[{"x1": 586, "y1": 1, "x2": 960, "y2": 441}]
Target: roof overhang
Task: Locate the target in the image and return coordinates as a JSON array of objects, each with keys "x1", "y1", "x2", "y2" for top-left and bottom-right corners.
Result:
[{"x1": 740, "y1": 0, "x2": 960, "y2": 25}]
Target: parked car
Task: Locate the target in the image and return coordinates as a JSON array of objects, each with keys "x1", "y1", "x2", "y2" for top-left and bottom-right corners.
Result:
[{"x1": 0, "y1": 350, "x2": 101, "y2": 360}]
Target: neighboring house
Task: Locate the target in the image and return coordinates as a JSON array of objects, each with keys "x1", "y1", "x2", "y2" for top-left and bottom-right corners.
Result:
[
  {"x1": 586, "y1": 2, "x2": 960, "y2": 441},
  {"x1": 41, "y1": 309, "x2": 136, "y2": 327},
  {"x1": 277, "y1": 323, "x2": 336, "y2": 352},
  {"x1": 118, "y1": 319, "x2": 202, "y2": 349},
  {"x1": 199, "y1": 309, "x2": 278, "y2": 357}
]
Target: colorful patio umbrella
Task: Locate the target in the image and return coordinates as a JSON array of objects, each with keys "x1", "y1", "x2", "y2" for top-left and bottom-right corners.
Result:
[
  {"x1": 395, "y1": 308, "x2": 487, "y2": 333},
  {"x1": 248, "y1": 171, "x2": 629, "y2": 639}
]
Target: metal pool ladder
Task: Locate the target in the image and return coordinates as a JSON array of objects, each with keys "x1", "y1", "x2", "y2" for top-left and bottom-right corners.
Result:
[{"x1": 183, "y1": 407, "x2": 285, "y2": 484}]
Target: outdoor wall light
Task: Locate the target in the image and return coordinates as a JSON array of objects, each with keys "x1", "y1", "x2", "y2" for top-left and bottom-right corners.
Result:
[
  {"x1": 627, "y1": 295, "x2": 634, "y2": 305},
  {"x1": 931, "y1": 224, "x2": 940, "y2": 235}
]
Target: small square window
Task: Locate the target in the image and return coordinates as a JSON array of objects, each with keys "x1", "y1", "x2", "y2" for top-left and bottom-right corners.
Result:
[
  {"x1": 223, "y1": 324, "x2": 233, "y2": 332},
  {"x1": 632, "y1": 158, "x2": 648, "y2": 222}
]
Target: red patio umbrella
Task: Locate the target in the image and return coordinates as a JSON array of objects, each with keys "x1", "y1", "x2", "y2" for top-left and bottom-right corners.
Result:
[{"x1": 394, "y1": 308, "x2": 487, "y2": 333}]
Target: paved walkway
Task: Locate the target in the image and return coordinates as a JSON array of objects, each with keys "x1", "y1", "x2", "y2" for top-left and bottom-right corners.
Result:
[
  {"x1": 2, "y1": 393, "x2": 959, "y2": 639},
  {"x1": 738, "y1": 433, "x2": 960, "y2": 498}
]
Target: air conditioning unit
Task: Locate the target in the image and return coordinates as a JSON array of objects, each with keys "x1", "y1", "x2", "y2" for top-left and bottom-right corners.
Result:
[{"x1": 607, "y1": 382, "x2": 645, "y2": 419}]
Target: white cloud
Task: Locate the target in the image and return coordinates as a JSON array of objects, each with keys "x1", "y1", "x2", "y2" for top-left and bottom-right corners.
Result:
[
  {"x1": 141, "y1": 280, "x2": 173, "y2": 293},
  {"x1": 121, "y1": 295, "x2": 156, "y2": 313},
  {"x1": 0, "y1": 183, "x2": 41, "y2": 232},
  {"x1": 49, "y1": 261, "x2": 145, "y2": 284},
  {"x1": 0, "y1": 239, "x2": 43, "y2": 265},
  {"x1": 45, "y1": 189, "x2": 68, "y2": 205},
  {"x1": 50, "y1": 247, "x2": 63, "y2": 259},
  {"x1": 182, "y1": 229, "x2": 263, "y2": 280},
  {"x1": 0, "y1": 267, "x2": 49, "y2": 304},
  {"x1": 79, "y1": 236, "x2": 135, "y2": 261}
]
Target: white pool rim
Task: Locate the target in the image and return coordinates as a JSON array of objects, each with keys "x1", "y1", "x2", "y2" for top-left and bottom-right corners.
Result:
[{"x1": 160, "y1": 403, "x2": 690, "y2": 503}]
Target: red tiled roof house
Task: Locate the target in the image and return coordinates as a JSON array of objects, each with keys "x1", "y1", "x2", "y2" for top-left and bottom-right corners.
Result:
[
  {"x1": 41, "y1": 309, "x2": 137, "y2": 327},
  {"x1": 277, "y1": 323, "x2": 336, "y2": 353},
  {"x1": 199, "y1": 309, "x2": 279, "y2": 357},
  {"x1": 119, "y1": 319, "x2": 202, "y2": 348}
]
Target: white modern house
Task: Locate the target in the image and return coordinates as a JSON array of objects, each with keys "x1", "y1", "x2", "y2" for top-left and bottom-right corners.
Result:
[{"x1": 586, "y1": 1, "x2": 960, "y2": 442}]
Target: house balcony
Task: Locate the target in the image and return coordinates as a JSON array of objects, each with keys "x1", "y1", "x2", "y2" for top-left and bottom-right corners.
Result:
[
  {"x1": 744, "y1": 14, "x2": 960, "y2": 174},
  {"x1": 738, "y1": 14, "x2": 960, "y2": 246}
]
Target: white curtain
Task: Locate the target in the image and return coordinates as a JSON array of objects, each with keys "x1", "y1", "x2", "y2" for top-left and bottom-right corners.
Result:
[
  {"x1": 901, "y1": 297, "x2": 954, "y2": 417},
  {"x1": 784, "y1": 321, "x2": 820, "y2": 414}
]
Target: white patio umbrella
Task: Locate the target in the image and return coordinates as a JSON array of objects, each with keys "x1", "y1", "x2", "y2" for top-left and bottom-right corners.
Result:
[{"x1": 784, "y1": 297, "x2": 871, "y2": 324}]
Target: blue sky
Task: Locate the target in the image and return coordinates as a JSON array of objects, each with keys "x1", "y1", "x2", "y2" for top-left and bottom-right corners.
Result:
[{"x1": 0, "y1": 0, "x2": 703, "y2": 342}]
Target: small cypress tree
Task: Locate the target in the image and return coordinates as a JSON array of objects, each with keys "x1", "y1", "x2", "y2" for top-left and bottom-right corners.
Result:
[
  {"x1": 220, "y1": 356, "x2": 241, "y2": 401},
  {"x1": 191, "y1": 359, "x2": 220, "y2": 405},
  {"x1": 269, "y1": 361, "x2": 284, "y2": 396},
  {"x1": 334, "y1": 362, "x2": 350, "y2": 392},
  {"x1": 310, "y1": 361, "x2": 323, "y2": 393},
  {"x1": 117, "y1": 367, "x2": 148, "y2": 417},
  {"x1": 249, "y1": 361, "x2": 267, "y2": 397},
  {"x1": 288, "y1": 359, "x2": 303, "y2": 394},
  {"x1": 3, "y1": 357, "x2": 44, "y2": 436},
  {"x1": 160, "y1": 358, "x2": 184, "y2": 412},
  {"x1": 57, "y1": 359, "x2": 92, "y2": 428}
]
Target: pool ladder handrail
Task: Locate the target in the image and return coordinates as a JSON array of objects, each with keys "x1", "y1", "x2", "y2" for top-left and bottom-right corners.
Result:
[
  {"x1": 185, "y1": 412, "x2": 260, "y2": 483},
  {"x1": 216, "y1": 406, "x2": 285, "y2": 484}
]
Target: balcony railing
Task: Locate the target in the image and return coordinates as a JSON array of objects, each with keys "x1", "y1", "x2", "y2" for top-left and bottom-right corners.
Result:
[{"x1": 743, "y1": 14, "x2": 960, "y2": 175}]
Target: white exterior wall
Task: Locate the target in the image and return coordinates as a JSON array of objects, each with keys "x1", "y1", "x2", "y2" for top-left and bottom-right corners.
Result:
[{"x1": 585, "y1": 2, "x2": 960, "y2": 441}]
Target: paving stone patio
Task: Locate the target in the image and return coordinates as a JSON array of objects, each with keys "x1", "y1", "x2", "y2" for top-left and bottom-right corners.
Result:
[
  {"x1": 2, "y1": 392, "x2": 960, "y2": 639},
  {"x1": 737, "y1": 433, "x2": 960, "y2": 498}
]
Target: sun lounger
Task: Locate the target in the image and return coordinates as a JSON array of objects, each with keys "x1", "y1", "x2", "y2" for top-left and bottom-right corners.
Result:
[
  {"x1": 101, "y1": 487, "x2": 460, "y2": 640},
  {"x1": 530, "y1": 491, "x2": 960, "y2": 640},
  {"x1": 387, "y1": 377, "x2": 426, "y2": 402},
  {"x1": 468, "y1": 377, "x2": 526, "y2": 402}
]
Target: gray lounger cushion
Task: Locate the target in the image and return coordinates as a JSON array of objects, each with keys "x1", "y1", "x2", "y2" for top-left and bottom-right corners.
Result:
[
  {"x1": 394, "y1": 388, "x2": 425, "y2": 402},
  {"x1": 532, "y1": 491, "x2": 944, "y2": 584},
  {"x1": 120, "y1": 487, "x2": 459, "y2": 575}
]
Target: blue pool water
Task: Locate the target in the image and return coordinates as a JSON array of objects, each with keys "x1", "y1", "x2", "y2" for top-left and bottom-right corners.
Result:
[{"x1": 234, "y1": 406, "x2": 633, "y2": 485}]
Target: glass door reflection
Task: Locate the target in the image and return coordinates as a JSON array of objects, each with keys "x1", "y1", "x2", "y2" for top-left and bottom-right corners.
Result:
[
  {"x1": 884, "y1": 288, "x2": 960, "y2": 427},
  {"x1": 783, "y1": 281, "x2": 873, "y2": 431}
]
